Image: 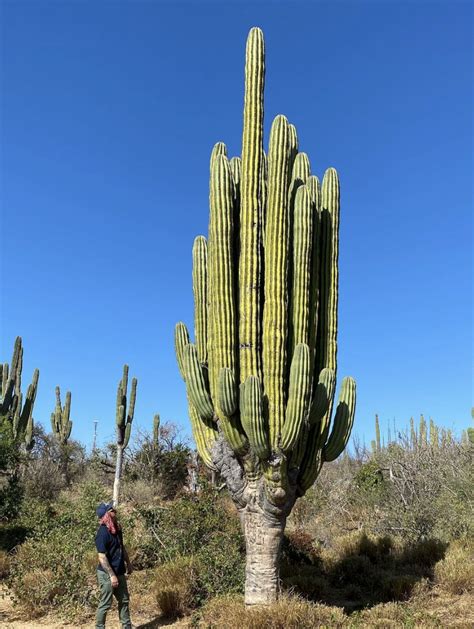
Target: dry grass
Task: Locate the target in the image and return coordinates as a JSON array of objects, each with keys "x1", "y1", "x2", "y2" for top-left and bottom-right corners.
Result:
[
  {"x1": 153, "y1": 557, "x2": 201, "y2": 618},
  {"x1": 434, "y1": 538, "x2": 474, "y2": 594},
  {"x1": 193, "y1": 593, "x2": 346, "y2": 628},
  {"x1": 0, "y1": 549, "x2": 10, "y2": 578}
]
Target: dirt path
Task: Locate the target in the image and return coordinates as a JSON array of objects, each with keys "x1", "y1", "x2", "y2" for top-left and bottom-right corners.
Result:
[{"x1": 0, "y1": 586, "x2": 189, "y2": 628}]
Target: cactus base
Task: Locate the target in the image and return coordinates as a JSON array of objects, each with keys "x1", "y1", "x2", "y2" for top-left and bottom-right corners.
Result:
[{"x1": 243, "y1": 508, "x2": 285, "y2": 605}]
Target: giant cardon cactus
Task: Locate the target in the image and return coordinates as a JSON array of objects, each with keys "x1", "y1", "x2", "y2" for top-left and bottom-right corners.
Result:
[
  {"x1": 1, "y1": 337, "x2": 39, "y2": 450},
  {"x1": 112, "y1": 365, "x2": 137, "y2": 505},
  {"x1": 175, "y1": 28, "x2": 356, "y2": 605}
]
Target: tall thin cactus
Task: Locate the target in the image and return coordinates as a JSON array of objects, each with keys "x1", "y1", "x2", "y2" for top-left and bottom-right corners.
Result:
[
  {"x1": 50, "y1": 386, "x2": 73, "y2": 482},
  {"x1": 375, "y1": 414, "x2": 381, "y2": 452},
  {"x1": 112, "y1": 365, "x2": 137, "y2": 506},
  {"x1": 51, "y1": 386, "x2": 73, "y2": 445},
  {"x1": 0, "y1": 337, "x2": 39, "y2": 450},
  {"x1": 175, "y1": 28, "x2": 356, "y2": 605},
  {"x1": 153, "y1": 414, "x2": 160, "y2": 450}
]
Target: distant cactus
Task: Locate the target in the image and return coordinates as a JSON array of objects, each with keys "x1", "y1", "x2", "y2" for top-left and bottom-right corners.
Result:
[
  {"x1": 153, "y1": 414, "x2": 160, "y2": 449},
  {"x1": 374, "y1": 414, "x2": 381, "y2": 452},
  {"x1": 112, "y1": 365, "x2": 137, "y2": 506},
  {"x1": 410, "y1": 416, "x2": 416, "y2": 448},
  {"x1": 50, "y1": 386, "x2": 74, "y2": 482},
  {"x1": 0, "y1": 337, "x2": 39, "y2": 450},
  {"x1": 51, "y1": 386, "x2": 73, "y2": 445},
  {"x1": 175, "y1": 28, "x2": 356, "y2": 605},
  {"x1": 429, "y1": 417, "x2": 439, "y2": 449},
  {"x1": 419, "y1": 415, "x2": 427, "y2": 447}
]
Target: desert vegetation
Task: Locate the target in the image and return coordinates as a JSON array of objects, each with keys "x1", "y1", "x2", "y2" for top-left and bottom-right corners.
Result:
[{"x1": 0, "y1": 409, "x2": 472, "y2": 627}]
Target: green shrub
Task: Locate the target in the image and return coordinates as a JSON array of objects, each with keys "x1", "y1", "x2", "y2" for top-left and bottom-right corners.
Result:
[
  {"x1": 7, "y1": 480, "x2": 109, "y2": 618},
  {"x1": 8, "y1": 527, "x2": 97, "y2": 616}
]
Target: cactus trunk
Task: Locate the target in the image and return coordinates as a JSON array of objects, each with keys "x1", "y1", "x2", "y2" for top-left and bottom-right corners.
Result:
[
  {"x1": 242, "y1": 508, "x2": 285, "y2": 605},
  {"x1": 112, "y1": 365, "x2": 137, "y2": 506},
  {"x1": 113, "y1": 444, "x2": 124, "y2": 505}
]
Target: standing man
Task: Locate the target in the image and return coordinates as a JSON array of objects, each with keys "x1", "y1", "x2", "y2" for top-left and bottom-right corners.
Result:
[{"x1": 95, "y1": 502, "x2": 133, "y2": 629}]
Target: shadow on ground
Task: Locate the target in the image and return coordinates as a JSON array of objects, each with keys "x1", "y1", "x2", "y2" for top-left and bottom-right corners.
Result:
[{"x1": 281, "y1": 531, "x2": 447, "y2": 613}]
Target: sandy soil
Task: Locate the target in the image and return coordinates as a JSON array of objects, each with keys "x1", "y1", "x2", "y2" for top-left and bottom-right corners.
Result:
[{"x1": 0, "y1": 586, "x2": 188, "y2": 628}]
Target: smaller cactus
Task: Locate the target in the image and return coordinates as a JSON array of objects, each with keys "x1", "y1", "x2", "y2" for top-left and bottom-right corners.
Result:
[
  {"x1": 115, "y1": 365, "x2": 137, "y2": 449},
  {"x1": 113, "y1": 365, "x2": 137, "y2": 505},
  {"x1": 1, "y1": 337, "x2": 39, "y2": 447},
  {"x1": 153, "y1": 414, "x2": 160, "y2": 449},
  {"x1": 51, "y1": 386, "x2": 73, "y2": 445},
  {"x1": 375, "y1": 414, "x2": 381, "y2": 452}
]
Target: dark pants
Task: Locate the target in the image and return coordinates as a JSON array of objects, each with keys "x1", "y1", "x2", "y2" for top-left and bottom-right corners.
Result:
[{"x1": 96, "y1": 570, "x2": 131, "y2": 629}]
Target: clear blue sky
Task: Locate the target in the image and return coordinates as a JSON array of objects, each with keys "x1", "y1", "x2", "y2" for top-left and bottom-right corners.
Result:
[{"x1": 1, "y1": 1, "x2": 472, "y2": 450}]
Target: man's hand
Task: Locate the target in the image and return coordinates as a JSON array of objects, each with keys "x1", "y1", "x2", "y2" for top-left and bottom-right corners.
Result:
[{"x1": 110, "y1": 574, "x2": 119, "y2": 588}]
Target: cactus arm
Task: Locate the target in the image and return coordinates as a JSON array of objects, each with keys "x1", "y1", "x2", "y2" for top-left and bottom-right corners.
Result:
[
  {"x1": 262, "y1": 114, "x2": 290, "y2": 448},
  {"x1": 308, "y1": 367, "x2": 336, "y2": 425},
  {"x1": 241, "y1": 376, "x2": 269, "y2": 460},
  {"x1": 17, "y1": 370, "x2": 39, "y2": 439},
  {"x1": 174, "y1": 323, "x2": 218, "y2": 467},
  {"x1": 192, "y1": 236, "x2": 208, "y2": 364},
  {"x1": 289, "y1": 185, "x2": 313, "y2": 358},
  {"x1": 210, "y1": 141, "x2": 227, "y2": 169},
  {"x1": 127, "y1": 377, "x2": 137, "y2": 423},
  {"x1": 184, "y1": 344, "x2": 214, "y2": 420},
  {"x1": 280, "y1": 344, "x2": 311, "y2": 454},
  {"x1": 291, "y1": 152, "x2": 310, "y2": 184},
  {"x1": 121, "y1": 365, "x2": 129, "y2": 400},
  {"x1": 175, "y1": 322, "x2": 191, "y2": 378},
  {"x1": 323, "y1": 377, "x2": 356, "y2": 462},
  {"x1": 230, "y1": 156, "x2": 241, "y2": 197},
  {"x1": 239, "y1": 26, "x2": 265, "y2": 383},
  {"x1": 116, "y1": 383, "x2": 125, "y2": 429},
  {"x1": 153, "y1": 414, "x2": 160, "y2": 447},
  {"x1": 218, "y1": 368, "x2": 238, "y2": 417},
  {"x1": 315, "y1": 168, "x2": 340, "y2": 378},
  {"x1": 24, "y1": 413, "x2": 34, "y2": 450},
  {"x1": 307, "y1": 175, "x2": 321, "y2": 359},
  {"x1": 189, "y1": 402, "x2": 218, "y2": 470},
  {"x1": 288, "y1": 123, "x2": 298, "y2": 172},
  {"x1": 209, "y1": 154, "x2": 237, "y2": 398}
]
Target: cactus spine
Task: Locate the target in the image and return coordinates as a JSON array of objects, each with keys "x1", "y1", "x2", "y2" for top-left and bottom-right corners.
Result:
[
  {"x1": 112, "y1": 365, "x2": 137, "y2": 506},
  {"x1": 0, "y1": 337, "x2": 39, "y2": 450},
  {"x1": 174, "y1": 27, "x2": 356, "y2": 605}
]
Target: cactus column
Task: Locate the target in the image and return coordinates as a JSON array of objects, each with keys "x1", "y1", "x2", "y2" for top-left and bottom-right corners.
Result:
[
  {"x1": 175, "y1": 27, "x2": 356, "y2": 605},
  {"x1": 1, "y1": 337, "x2": 39, "y2": 450},
  {"x1": 112, "y1": 365, "x2": 137, "y2": 506},
  {"x1": 51, "y1": 386, "x2": 73, "y2": 482}
]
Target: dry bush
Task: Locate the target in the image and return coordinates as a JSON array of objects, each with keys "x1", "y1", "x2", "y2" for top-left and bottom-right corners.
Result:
[
  {"x1": 194, "y1": 593, "x2": 346, "y2": 628},
  {"x1": 434, "y1": 538, "x2": 474, "y2": 594},
  {"x1": 0, "y1": 549, "x2": 10, "y2": 578},
  {"x1": 153, "y1": 556, "x2": 202, "y2": 618},
  {"x1": 120, "y1": 478, "x2": 160, "y2": 508}
]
